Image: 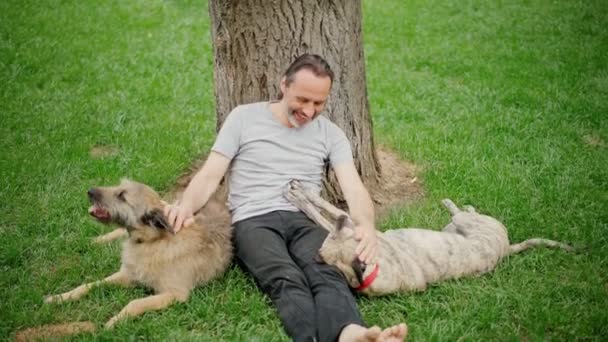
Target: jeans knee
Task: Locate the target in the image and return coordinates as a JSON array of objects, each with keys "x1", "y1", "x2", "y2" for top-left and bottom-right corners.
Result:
[
  {"x1": 262, "y1": 271, "x2": 308, "y2": 299},
  {"x1": 305, "y1": 263, "x2": 348, "y2": 288}
]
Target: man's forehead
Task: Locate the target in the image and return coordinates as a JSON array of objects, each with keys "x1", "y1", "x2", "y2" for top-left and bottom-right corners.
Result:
[
  {"x1": 288, "y1": 70, "x2": 331, "y2": 100},
  {"x1": 295, "y1": 95, "x2": 327, "y2": 103},
  {"x1": 291, "y1": 69, "x2": 331, "y2": 84}
]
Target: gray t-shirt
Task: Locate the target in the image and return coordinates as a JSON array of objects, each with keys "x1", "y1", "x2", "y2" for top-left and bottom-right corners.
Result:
[{"x1": 212, "y1": 101, "x2": 353, "y2": 223}]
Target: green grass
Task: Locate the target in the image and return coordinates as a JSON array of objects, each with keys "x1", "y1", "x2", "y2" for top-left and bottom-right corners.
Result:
[{"x1": 1, "y1": 0, "x2": 606, "y2": 340}]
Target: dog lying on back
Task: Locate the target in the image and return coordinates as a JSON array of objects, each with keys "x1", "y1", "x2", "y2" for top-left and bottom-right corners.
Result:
[
  {"x1": 285, "y1": 181, "x2": 573, "y2": 296},
  {"x1": 45, "y1": 179, "x2": 233, "y2": 328}
]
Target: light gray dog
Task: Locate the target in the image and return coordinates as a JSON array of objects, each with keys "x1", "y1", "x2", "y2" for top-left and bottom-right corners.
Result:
[{"x1": 285, "y1": 180, "x2": 573, "y2": 296}]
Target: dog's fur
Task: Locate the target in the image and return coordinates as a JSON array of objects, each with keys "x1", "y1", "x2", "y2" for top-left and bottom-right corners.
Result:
[
  {"x1": 284, "y1": 181, "x2": 573, "y2": 296},
  {"x1": 44, "y1": 179, "x2": 233, "y2": 328}
]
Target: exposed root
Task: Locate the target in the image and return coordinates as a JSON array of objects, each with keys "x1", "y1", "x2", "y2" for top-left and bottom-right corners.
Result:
[{"x1": 15, "y1": 321, "x2": 96, "y2": 341}]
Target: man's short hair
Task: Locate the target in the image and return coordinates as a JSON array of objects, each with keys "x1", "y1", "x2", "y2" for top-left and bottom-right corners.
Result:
[{"x1": 278, "y1": 54, "x2": 334, "y2": 99}]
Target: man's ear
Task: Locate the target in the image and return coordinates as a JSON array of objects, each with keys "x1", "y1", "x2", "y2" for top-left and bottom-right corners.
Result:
[
  {"x1": 141, "y1": 209, "x2": 171, "y2": 232},
  {"x1": 280, "y1": 76, "x2": 287, "y2": 93}
]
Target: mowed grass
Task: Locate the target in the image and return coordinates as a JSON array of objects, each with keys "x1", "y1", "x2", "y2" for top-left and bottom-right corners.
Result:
[{"x1": 1, "y1": 0, "x2": 606, "y2": 340}]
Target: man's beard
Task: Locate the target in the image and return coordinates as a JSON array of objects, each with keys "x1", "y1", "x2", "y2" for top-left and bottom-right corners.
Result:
[
  {"x1": 286, "y1": 108, "x2": 301, "y2": 128},
  {"x1": 287, "y1": 107, "x2": 317, "y2": 128}
]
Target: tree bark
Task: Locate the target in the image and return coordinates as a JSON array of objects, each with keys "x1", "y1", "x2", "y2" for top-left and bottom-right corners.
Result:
[{"x1": 209, "y1": 0, "x2": 381, "y2": 204}]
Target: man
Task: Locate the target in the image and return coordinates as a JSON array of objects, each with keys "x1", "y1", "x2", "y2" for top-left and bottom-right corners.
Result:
[{"x1": 166, "y1": 54, "x2": 407, "y2": 342}]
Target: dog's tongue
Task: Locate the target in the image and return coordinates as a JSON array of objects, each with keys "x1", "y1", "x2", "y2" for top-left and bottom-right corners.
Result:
[{"x1": 89, "y1": 205, "x2": 111, "y2": 220}]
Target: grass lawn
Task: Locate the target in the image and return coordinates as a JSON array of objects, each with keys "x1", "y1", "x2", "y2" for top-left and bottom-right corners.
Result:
[{"x1": 1, "y1": 0, "x2": 607, "y2": 340}]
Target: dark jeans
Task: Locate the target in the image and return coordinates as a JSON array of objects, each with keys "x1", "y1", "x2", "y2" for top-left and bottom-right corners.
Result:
[{"x1": 233, "y1": 211, "x2": 364, "y2": 342}]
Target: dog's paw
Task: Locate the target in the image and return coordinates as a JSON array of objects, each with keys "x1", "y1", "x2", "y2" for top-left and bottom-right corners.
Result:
[
  {"x1": 93, "y1": 228, "x2": 127, "y2": 244},
  {"x1": 92, "y1": 236, "x2": 109, "y2": 244},
  {"x1": 104, "y1": 316, "x2": 122, "y2": 329},
  {"x1": 44, "y1": 292, "x2": 76, "y2": 303},
  {"x1": 463, "y1": 205, "x2": 477, "y2": 213},
  {"x1": 44, "y1": 294, "x2": 60, "y2": 304}
]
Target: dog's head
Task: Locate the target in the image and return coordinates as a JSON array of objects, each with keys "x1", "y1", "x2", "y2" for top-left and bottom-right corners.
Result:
[
  {"x1": 317, "y1": 215, "x2": 366, "y2": 288},
  {"x1": 88, "y1": 179, "x2": 172, "y2": 238}
]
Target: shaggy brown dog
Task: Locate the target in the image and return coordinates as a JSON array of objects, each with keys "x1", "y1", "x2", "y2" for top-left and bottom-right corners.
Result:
[
  {"x1": 285, "y1": 180, "x2": 573, "y2": 296},
  {"x1": 44, "y1": 179, "x2": 232, "y2": 328}
]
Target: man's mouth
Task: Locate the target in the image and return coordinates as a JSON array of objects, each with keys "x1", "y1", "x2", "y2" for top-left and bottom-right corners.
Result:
[{"x1": 89, "y1": 204, "x2": 111, "y2": 221}]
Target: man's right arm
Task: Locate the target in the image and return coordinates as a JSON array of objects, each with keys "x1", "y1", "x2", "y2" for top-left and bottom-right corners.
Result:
[{"x1": 165, "y1": 151, "x2": 231, "y2": 232}]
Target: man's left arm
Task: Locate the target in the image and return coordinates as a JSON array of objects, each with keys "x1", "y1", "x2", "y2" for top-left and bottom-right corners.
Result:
[{"x1": 334, "y1": 162, "x2": 378, "y2": 264}]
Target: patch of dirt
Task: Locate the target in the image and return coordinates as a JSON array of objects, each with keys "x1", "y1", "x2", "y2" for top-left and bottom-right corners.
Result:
[
  {"x1": 372, "y1": 146, "x2": 424, "y2": 218},
  {"x1": 166, "y1": 157, "x2": 231, "y2": 223},
  {"x1": 89, "y1": 145, "x2": 119, "y2": 158},
  {"x1": 166, "y1": 158, "x2": 207, "y2": 202},
  {"x1": 582, "y1": 134, "x2": 605, "y2": 148},
  {"x1": 14, "y1": 321, "x2": 96, "y2": 341}
]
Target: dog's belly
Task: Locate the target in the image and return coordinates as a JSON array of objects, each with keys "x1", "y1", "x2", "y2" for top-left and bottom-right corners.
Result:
[
  {"x1": 379, "y1": 228, "x2": 505, "y2": 290},
  {"x1": 121, "y1": 241, "x2": 204, "y2": 294},
  {"x1": 121, "y1": 228, "x2": 232, "y2": 296},
  {"x1": 122, "y1": 244, "x2": 185, "y2": 291}
]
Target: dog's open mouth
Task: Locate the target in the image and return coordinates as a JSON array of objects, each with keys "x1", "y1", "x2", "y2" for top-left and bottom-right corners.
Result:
[{"x1": 89, "y1": 204, "x2": 111, "y2": 222}]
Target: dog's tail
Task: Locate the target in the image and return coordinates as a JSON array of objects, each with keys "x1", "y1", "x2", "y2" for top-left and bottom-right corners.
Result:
[
  {"x1": 509, "y1": 238, "x2": 574, "y2": 255},
  {"x1": 441, "y1": 199, "x2": 460, "y2": 215},
  {"x1": 441, "y1": 199, "x2": 479, "y2": 215}
]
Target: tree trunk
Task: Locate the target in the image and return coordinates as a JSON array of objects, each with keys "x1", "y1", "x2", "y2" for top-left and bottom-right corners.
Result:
[{"x1": 209, "y1": 0, "x2": 381, "y2": 204}]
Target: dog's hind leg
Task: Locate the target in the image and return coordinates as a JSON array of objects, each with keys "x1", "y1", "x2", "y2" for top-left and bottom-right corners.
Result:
[
  {"x1": 285, "y1": 182, "x2": 336, "y2": 232},
  {"x1": 509, "y1": 238, "x2": 574, "y2": 254},
  {"x1": 300, "y1": 182, "x2": 349, "y2": 220},
  {"x1": 93, "y1": 227, "x2": 127, "y2": 244},
  {"x1": 462, "y1": 205, "x2": 477, "y2": 213},
  {"x1": 44, "y1": 270, "x2": 132, "y2": 303},
  {"x1": 104, "y1": 292, "x2": 179, "y2": 329}
]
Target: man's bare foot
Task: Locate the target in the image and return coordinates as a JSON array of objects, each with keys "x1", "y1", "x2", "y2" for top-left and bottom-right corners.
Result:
[
  {"x1": 339, "y1": 323, "x2": 407, "y2": 342},
  {"x1": 377, "y1": 324, "x2": 407, "y2": 341}
]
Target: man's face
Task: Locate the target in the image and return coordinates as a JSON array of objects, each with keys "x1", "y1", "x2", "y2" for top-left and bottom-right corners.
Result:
[{"x1": 280, "y1": 69, "x2": 332, "y2": 128}]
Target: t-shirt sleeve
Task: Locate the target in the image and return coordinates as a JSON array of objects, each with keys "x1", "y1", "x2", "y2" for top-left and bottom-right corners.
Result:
[
  {"x1": 211, "y1": 108, "x2": 243, "y2": 160},
  {"x1": 328, "y1": 124, "x2": 354, "y2": 167}
]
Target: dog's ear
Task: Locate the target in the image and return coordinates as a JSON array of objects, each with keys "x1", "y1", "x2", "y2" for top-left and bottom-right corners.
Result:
[
  {"x1": 336, "y1": 215, "x2": 355, "y2": 230},
  {"x1": 141, "y1": 209, "x2": 171, "y2": 231},
  {"x1": 314, "y1": 252, "x2": 325, "y2": 264},
  {"x1": 352, "y1": 259, "x2": 366, "y2": 286},
  {"x1": 336, "y1": 215, "x2": 355, "y2": 238},
  {"x1": 336, "y1": 215, "x2": 348, "y2": 231}
]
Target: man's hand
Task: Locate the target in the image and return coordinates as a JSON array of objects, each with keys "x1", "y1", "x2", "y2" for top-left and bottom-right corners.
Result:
[
  {"x1": 162, "y1": 151, "x2": 231, "y2": 234},
  {"x1": 163, "y1": 201, "x2": 195, "y2": 233},
  {"x1": 354, "y1": 223, "x2": 378, "y2": 264}
]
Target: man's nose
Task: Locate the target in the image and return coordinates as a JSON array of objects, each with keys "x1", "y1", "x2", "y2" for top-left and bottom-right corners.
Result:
[{"x1": 302, "y1": 104, "x2": 315, "y2": 117}]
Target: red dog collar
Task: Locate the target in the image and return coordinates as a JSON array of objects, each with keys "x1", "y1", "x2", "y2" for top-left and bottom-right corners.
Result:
[{"x1": 354, "y1": 264, "x2": 379, "y2": 291}]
